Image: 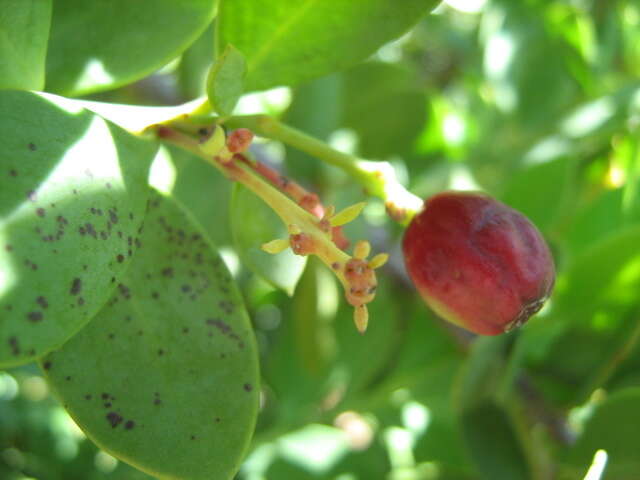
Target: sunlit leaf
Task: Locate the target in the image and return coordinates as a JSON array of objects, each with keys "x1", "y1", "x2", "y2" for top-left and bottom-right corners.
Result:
[
  {"x1": 0, "y1": 90, "x2": 155, "y2": 366},
  {"x1": 42, "y1": 191, "x2": 259, "y2": 480}
]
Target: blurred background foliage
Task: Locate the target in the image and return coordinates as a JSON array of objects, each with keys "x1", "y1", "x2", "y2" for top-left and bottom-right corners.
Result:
[{"x1": 4, "y1": 0, "x2": 640, "y2": 478}]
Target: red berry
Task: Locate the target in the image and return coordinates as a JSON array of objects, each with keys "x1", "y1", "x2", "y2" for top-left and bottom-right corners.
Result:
[{"x1": 402, "y1": 191, "x2": 555, "y2": 335}]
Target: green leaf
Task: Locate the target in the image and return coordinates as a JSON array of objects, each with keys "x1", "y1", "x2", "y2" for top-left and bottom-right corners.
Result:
[
  {"x1": 455, "y1": 336, "x2": 513, "y2": 411},
  {"x1": 178, "y1": 23, "x2": 216, "y2": 99},
  {"x1": 45, "y1": 0, "x2": 218, "y2": 96},
  {"x1": 207, "y1": 44, "x2": 247, "y2": 116},
  {"x1": 556, "y1": 226, "x2": 640, "y2": 321},
  {"x1": 460, "y1": 402, "x2": 529, "y2": 480},
  {"x1": 341, "y1": 62, "x2": 427, "y2": 160},
  {"x1": 42, "y1": 191, "x2": 259, "y2": 480},
  {"x1": 500, "y1": 158, "x2": 570, "y2": 234},
  {"x1": 0, "y1": 0, "x2": 51, "y2": 90},
  {"x1": 564, "y1": 388, "x2": 640, "y2": 479},
  {"x1": 230, "y1": 184, "x2": 307, "y2": 295},
  {"x1": 218, "y1": 0, "x2": 440, "y2": 91},
  {"x1": 0, "y1": 90, "x2": 155, "y2": 367}
]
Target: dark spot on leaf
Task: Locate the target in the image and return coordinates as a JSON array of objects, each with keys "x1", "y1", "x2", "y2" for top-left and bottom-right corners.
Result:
[
  {"x1": 219, "y1": 300, "x2": 235, "y2": 314},
  {"x1": 35, "y1": 296, "x2": 48, "y2": 309},
  {"x1": 109, "y1": 209, "x2": 118, "y2": 224},
  {"x1": 182, "y1": 327, "x2": 189, "y2": 334},
  {"x1": 43, "y1": 360, "x2": 52, "y2": 370},
  {"x1": 28, "y1": 142, "x2": 36, "y2": 151},
  {"x1": 151, "y1": 291, "x2": 159, "y2": 299},
  {"x1": 117, "y1": 254, "x2": 124, "y2": 263},
  {"x1": 85, "y1": 223, "x2": 97, "y2": 238},
  {"x1": 8, "y1": 337, "x2": 19, "y2": 356},
  {"x1": 215, "y1": 417, "x2": 221, "y2": 423},
  {"x1": 104, "y1": 402, "x2": 112, "y2": 408},
  {"x1": 27, "y1": 191, "x2": 37, "y2": 202},
  {"x1": 108, "y1": 333, "x2": 114, "y2": 340},
  {"x1": 181, "y1": 284, "x2": 191, "y2": 293},
  {"x1": 9, "y1": 169, "x2": 17, "y2": 177},
  {"x1": 4, "y1": 244, "x2": 12, "y2": 251},
  {"x1": 243, "y1": 383, "x2": 253, "y2": 392},
  {"x1": 85, "y1": 394, "x2": 92, "y2": 400},
  {"x1": 124, "y1": 420, "x2": 135, "y2": 430},
  {"x1": 70, "y1": 278, "x2": 82, "y2": 295},
  {"x1": 79, "y1": 226, "x2": 86, "y2": 235},
  {"x1": 36, "y1": 208, "x2": 45, "y2": 217},
  {"x1": 27, "y1": 311, "x2": 43, "y2": 322},
  {"x1": 65, "y1": 376, "x2": 71, "y2": 381},
  {"x1": 158, "y1": 349, "x2": 164, "y2": 356},
  {"x1": 106, "y1": 182, "x2": 112, "y2": 189},
  {"x1": 106, "y1": 412, "x2": 123, "y2": 428},
  {"x1": 77, "y1": 297, "x2": 84, "y2": 306},
  {"x1": 101, "y1": 393, "x2": 109, "y2": 399},
  {"x1": 161, "y1": 267, "x2": 174, "y2": 278},
  {"x1": 190, "y1": 435, "x2": 196, "y2": 440},
  {"x1": 118, "y1": 283, "x2": 131, "y2": 299}
]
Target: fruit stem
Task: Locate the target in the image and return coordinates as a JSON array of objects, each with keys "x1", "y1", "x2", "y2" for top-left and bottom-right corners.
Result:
[{"x1": 223, "y1": 114, "x2": 423, "y2": 225}]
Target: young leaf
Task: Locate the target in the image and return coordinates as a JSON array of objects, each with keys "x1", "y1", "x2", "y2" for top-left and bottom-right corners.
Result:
[
  {"x1": 230, "y1": 184, "x2": 307, "y2": 296},
  {"x1": 0, "y1": 0, "x2": 51, "y2": 90},
  {"x1": 218, "y1": 0, "x2": 440, "y2": 91},
  {"x1": 41, "y1": 191, "x2": 259, "y2": 480},
  {"x1": 207, "y1": 44, "x2": 247, "y2": 116},
  {"x1": 0, "y1": 90, "x2": 155, "y2": 367},
  {"x1": 45, "y1": 0, "x2": 218, "y2": 96}
]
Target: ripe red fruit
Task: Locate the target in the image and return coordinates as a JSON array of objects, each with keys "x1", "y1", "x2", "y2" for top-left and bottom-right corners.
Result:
[{"x1": 402, "y1": 191, "x2": 555, "y2": 335}]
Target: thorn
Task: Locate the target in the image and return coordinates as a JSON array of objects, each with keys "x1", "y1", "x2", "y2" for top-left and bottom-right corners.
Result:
[
  {"x1": 261, "y1": 238, "x2": 289, "y2": 254},
  {"x1": 287, "y1": 224, "x2": 302, "y2": 235},
  {"x1": 354, "y1": 305, "x2": 369, "y2": 334},
  {"x1": 330, "y1": 202, "x2": 366, "y2": 227},
  {"x1": 368, "y1": 253, "x2": 389, "y2": 269},
  {"x1": 353, "y1": 240, "x2": 371, "y2": 260}
]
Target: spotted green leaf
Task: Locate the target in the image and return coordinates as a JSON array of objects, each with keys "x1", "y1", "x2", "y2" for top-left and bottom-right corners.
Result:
[
  {"x1": 218, "y1": 0, "x2": 440, "y2": 91},
  {"x1": 45, "y1": 0, "x2": 218, "y2": 96},
  {"x1": 0, "y1": 90, "x2": 155, "y2": 367},
  {"x1": 230, "y1": 184, "x2": 307, "y2": 295},
  {"x1": 42, "y1": 191, "x2": 259, "y2": 480},
  {"x1": 0, "y1": 0, "x2": 51, "y2": 90}
]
